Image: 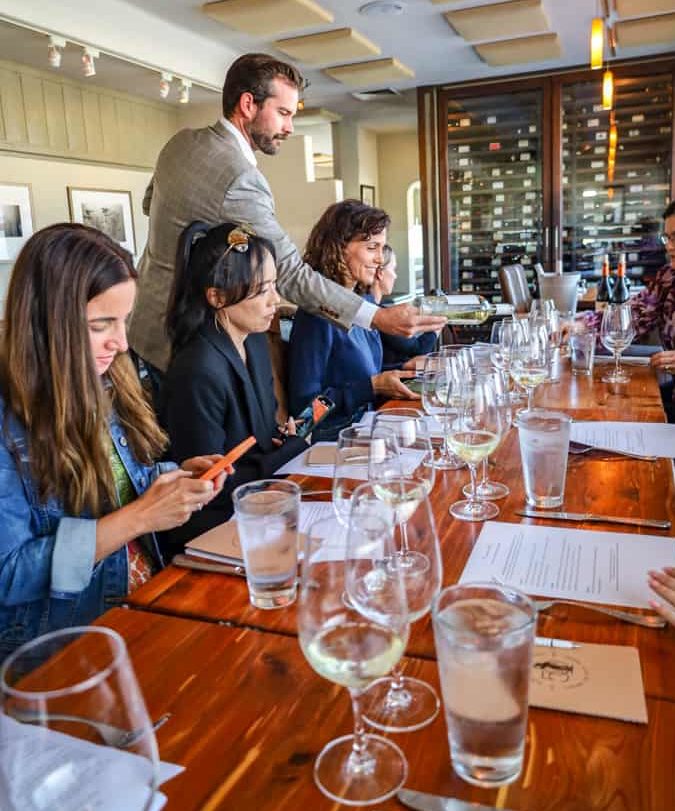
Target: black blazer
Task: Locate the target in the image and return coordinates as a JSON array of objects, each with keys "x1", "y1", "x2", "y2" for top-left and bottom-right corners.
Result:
[{"x1": 161, "y1": 321, "x2": 306, "y2": 545}]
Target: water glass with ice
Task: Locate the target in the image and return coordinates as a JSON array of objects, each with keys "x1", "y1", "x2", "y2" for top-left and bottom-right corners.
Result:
[{"x1": 517, "y1": 409, "x2": 571, "y2": 509}]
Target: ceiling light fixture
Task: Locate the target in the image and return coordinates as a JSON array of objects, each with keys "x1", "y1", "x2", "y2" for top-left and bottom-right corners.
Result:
[
  {"x1": 47, "y1": 35, "x2": 66, "y2": 68},
  {"x1": 358, "y1": 1, "x2": 406, "y2": 16},
  {"x1": 81, "y1": 46, "x2": 99, "y2": 77},
  {"x1": 602, "y1": 68, "x2": 614, "y2": 109},
  {"x1": 590, "y1": 17, "x2": 604, "y2": 69},
  {"x1": 159, "y1": 71, "x2": 173, "y2": 99},
  {"x1": 179, "y1": 78, "x2": 192, "y2": 104}
]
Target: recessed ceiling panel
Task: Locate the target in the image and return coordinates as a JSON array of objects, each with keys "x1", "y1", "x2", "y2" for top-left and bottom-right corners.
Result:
[
  {"x1": 274, "y1": 28, "x2": 380, "y2": 65},
  {"x1": 202, "y1": 0, "x2": 333, "y2": 37},
  {"x1": 474, "y1": 32, "x2": 562, "y2": 66},
  {"x1": 616, "y1": 13, "x2": 675, "y2": 46},
  {"x1": 615, "y1": 0, "x2": 675, "y2": 18},
  {"x1": 444, "y1": 0, "x2": 550, "y2": 43},
  {"x1": 324, "y1": 58, "x2": 415, "y2": 88}
]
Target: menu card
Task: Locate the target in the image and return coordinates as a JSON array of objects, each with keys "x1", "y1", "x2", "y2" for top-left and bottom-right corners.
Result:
[
  {"x1": 459, "y1": 521, "x2": 675, "y2": 608},
  {"x1": 570, "y1": 421, "x2": 675, "y2": 459},
  {"x1": 530, "y1": 642, "x2": 647, "y2": 724}
]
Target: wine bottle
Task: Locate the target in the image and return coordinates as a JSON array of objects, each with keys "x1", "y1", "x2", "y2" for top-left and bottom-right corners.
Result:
[
  {"x1": 609, "y1": 253, "x2": 629, "y2": 305},
  {"x1": 416, "y1": 294, "x2": 512, "y2": 325},
  {"x1": 595, "y1": 254, "x2": 613, "y2": 312}
]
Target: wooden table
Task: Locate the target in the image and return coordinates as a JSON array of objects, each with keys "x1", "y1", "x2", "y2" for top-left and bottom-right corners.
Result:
[
  {"x1": 118, "y1": 361, "x2": 675, "y2": 808},
  {"x1": 99, "y1": 607, "x2": 675, "y2": 811}
]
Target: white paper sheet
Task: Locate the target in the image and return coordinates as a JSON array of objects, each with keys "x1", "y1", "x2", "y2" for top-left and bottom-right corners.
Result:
[
  {"x1": 274, "y1": 442, "x2": 429, "y2": 477},
  {"x1": 0, "y1": 714, "x2": 182, "y2": 811},
  {"x1": 570, "y1": 421, "x2": 675, "y2": 458},
  {"x1": 459, "y1": 521, "x2": 675, "y2": 608}
]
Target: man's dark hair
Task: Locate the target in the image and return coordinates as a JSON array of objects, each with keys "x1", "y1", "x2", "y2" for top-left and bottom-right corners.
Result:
[
  {"x1": 222, "y1": 53, "x2": 304, "y2": 118},
  {"x1": 663, "y1": 200, "x2": 675, "y2": 220}
]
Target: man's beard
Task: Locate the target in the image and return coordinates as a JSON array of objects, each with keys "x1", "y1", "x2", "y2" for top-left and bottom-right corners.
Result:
[{"x1": 248, "y1": 121, "x2": 286, "y2": 155}]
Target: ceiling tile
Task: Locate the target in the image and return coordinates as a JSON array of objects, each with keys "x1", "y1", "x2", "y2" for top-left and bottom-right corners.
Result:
[
  {"x1": 615, "y1": 0, "x2": 675, "y2": 17},
  {"x1": 324, "y1": 58, "x2": 415, "y2": 88},
  {"x1": 474, "y1": 32, "x2": 562, "y2": 66},
  {"x1": 274, "y1": 28, "x2": 380, "y2": 65},
  {"x1": 202, "y1": 0, "x2": 333, "y2": 37},
  {"x1": 616, "y1": 12, "x2": 675, "y2": 46},
  {"x1": 444, "y1": 0, "x2": 550, "y2": 43}
]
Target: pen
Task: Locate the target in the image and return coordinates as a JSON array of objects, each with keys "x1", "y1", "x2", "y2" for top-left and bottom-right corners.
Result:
[{"x1": 535, "y1": 636, "x2": 581, "y2": 649}]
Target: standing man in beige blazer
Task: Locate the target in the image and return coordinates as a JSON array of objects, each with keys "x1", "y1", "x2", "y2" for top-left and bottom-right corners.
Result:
[{"x1": 128, "y1": 53, "x2": 444, "y2": 376}]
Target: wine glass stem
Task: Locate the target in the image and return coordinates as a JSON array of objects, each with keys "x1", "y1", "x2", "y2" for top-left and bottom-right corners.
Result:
[
  {"x1": 479, "y1": 457, "x2": 489, "y2": 488},
  {"x1": 614, "y1": 351, "x2": 621, "y2": 378},
  {"x1": 348, "y1": 688, "x2": 370, "y2": 766},
  {"x1": 400, "y1": 520, "x2": 411, "y2": 556},
  {"x1": 467, "y1": 463, "x2": 479, "y2": 506},
  {"x1": 527, "y1": 387, "x2": 534, "y2": 411}
]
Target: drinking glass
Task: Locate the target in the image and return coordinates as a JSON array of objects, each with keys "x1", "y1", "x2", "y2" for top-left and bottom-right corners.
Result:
[
  {"x1": 421, "y1": 353, "x2": 464, "y2": 470},
  {"x1": 359, "y1": 480, "x2": 443, "y2": 732},
  {"x1": 332, "y1": 426, "x2": 399, "y2": 525},
  {"x1": 510, "y1": 323, "x2": 549, "y2": 412},
  {"x1": 447, "y1": 375, "x2": 503, "y2": 522},
  {"x1": 0, "y1": 626, "x2": 159, "y2": 811},
  {"x1": 370, "y1": 409, "x2": 435, "y2": 497},
  {"x1": 298, "y1": 506, "x2": 409, "y2": 805},
  {"x1": 463, "y1": 369, "x2": 512, "y2": 501},
  {"x1": 600, "y1": 303, "x2": 635, "y2": 384}
]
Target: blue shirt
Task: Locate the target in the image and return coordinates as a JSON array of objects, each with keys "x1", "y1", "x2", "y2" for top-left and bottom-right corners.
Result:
[
  {"x1": 0, "y1": 396, "x2": 172, "y2": 657},
  {"x1": 287, "y1": 299, "x2": 383, "y2": 441}
]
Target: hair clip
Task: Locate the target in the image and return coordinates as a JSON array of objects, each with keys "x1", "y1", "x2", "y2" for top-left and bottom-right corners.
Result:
[{"x1": 227, "y1": 227, "x2": 254, "y2": 253}]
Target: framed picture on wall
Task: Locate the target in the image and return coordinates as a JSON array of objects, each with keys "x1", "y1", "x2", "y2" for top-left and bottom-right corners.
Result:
[
  {"x1": 0, "y1": 182, "x2": 34, "y2": 262},
  {"x1": 68, "y1": 187, "x2": 136, "y2": 255},
  {"x1": 360, "y1": 184, "x2": 376, "y2": 206}
]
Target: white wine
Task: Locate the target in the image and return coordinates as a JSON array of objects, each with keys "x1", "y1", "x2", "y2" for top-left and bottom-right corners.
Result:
[
  {"x1": 302, "y1": 621, "x2": 405, "y2": 690},
  {"x1": 447, "y1": 430, "x2": 499, "y2": 464},
  {"x1": 372, "y1": 481, "x2": 428, "y2": 522},
  {"x1": 417, "y1": 295, "x2": 512, "y2": 325},
  {"x1": 509, "y1": 368, "x2": 547, "y2": 389}
]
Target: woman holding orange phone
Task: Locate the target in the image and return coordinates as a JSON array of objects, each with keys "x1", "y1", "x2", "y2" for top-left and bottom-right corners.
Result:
[{"x1": 162, "y1": 222, "x2": 308, "y2": 544}]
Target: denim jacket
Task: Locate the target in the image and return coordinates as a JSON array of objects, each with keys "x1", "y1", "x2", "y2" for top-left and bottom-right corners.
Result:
[{"x1": 0, "y1": 396, "x2": 174, "y2": 658}]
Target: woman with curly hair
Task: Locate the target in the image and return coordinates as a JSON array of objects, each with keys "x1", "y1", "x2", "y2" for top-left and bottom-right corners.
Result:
[
  {"x1": 287, "y1": 200, "x2": 419, "y2": 441},
  {"x1": 0, "y1": 224, "x2": 226, "y2": 656}
]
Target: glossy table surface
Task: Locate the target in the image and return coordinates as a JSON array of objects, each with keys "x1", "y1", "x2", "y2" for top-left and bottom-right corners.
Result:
[{"x1": 117, "y1": 360, "x2": 675, "y2": 809}]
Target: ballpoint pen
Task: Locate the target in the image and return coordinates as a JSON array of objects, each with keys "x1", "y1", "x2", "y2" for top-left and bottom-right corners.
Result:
[{"x1": 535, "y1": 636, "x2": 580, "y2": 649}]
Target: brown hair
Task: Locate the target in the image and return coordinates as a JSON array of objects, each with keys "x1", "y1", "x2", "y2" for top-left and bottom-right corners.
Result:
[
  {"x1": 222, "y1": 53, "x2": 305, "y2": 118},
  {"x1": 303, "y1": 200, "x2": 390, "y2": 288},
  {"x1": 0, "y1": 223, "x2": 167, "y2": 516}
]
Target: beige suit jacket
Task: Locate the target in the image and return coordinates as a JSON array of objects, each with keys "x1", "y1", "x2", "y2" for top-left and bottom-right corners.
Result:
[{"x1": 128, "y1": 121, "x2": 362, "y2": 371}]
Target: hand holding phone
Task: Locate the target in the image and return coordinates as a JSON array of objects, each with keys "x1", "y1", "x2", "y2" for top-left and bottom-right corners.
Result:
[{"x1": 294, "y1": 394, "x2": 335, "y2": 439}]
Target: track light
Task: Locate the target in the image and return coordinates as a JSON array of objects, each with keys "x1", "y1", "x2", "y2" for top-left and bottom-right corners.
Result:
[
  {"x1": 159, "y1": 72, "x2": 173, "y2": 99},
  {"x1": 81, "y1": 46, "x2": 99, "y2": 78},
  {"x1": 179, "y1": 78, "x2": 191, "y2": 104},
  {"x1": 602, "y1": 69, "x2": 614, "y2": 111},
  {"x1": 47, "y1": 35, "x2": 66, "y2": 68},
  {"x1": 590, "y1": 18, "x2": 604, "y2": 70}
]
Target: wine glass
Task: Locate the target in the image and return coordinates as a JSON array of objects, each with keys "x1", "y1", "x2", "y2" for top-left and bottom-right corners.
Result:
[
  {"x1": 359, "y1": 480, "x2": 443, "y2": 732},
  {"x1": 510, "y1": 322, "x2": 550, "y2": 412},
  {"x1": 0, "y1": 626, "x2": 159, "y2": 811},
  {"x1": 447, "y1": 374, "x2": 503, "y2": 522},
  {"x1": 421, "y1": 353, "x2": 464, "y2": 470},
  {"x1": 600, "y1": 303, "x2": 635, "y2": 384},
  {"x1": 332, "y1": 426, "x2": 399, "y2": 525},
  {"x1": 370, "y1": 409, "x2": 435, "y2": 496},
  {"x1": 463, "y1": 368, "x2": 512, "y2": 501},
  {"x1": 298, "y1": 507, "x2": 410, "y2": 805}
]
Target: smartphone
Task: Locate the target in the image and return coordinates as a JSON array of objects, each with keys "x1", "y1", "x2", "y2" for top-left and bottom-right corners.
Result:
[
  {"x1": 294, "y1": 394, "x2": 336, "y2": 439},
  {"x1": 199, "y1": 435, "x2": 257, "y2": 481}
]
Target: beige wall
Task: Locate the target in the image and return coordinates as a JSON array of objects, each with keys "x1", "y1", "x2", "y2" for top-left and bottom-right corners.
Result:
[
  {"x1": 358, "y1": 128, "x2": 378, "y2": 199},
  {"x1": 377, "y1": 130, "x2": 419, "y2": 296}
]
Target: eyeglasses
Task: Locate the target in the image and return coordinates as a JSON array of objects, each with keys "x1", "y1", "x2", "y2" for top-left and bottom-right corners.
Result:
[{"x1": 660, "y1": 233, "x2": 675, "y2": 245}]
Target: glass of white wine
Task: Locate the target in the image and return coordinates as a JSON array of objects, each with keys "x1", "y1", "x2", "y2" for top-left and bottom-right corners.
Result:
[
  {"x1": 332, "y1": 426, "x2": 399, "y2": 525},
  {"x1": 370, "y1": 409, "x2": 435, "y2": 498},
  {"x1": 298, "y1": 505, "x2": 410, "y2": 806},
  {"x1": 447, "y1": 375, "x2": 503, "y2": 522},
  {"x1": 600, "y1": 303, "x2": 635, "y2": 384},
  {"x1": 0, "y1": 627, "x2": 159, "y2": 811},
  {"x1": 421, "y1": 353, "x2": 465, "y2": 470},
  {"x1": 359, "y1": 480, "x2": 442, "y2": 732},
  {"x1": 510, "y1": 324, "x2": 550, "y2": 412}
]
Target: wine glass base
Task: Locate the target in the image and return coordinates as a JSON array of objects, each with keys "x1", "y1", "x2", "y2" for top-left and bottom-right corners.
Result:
[
  {"x1": 362, "y1": 676, "x2": 440, "y2": 733},
  {"x1": 601, "y1": 370, "x2": 630, "y2": 384},
  {"x1": 450, "y1": 499, "x2": 500, "y2": 522},
  {"x1": 429, "y1": 453, "x2": 465, "y2": 470},
  {"x1": 314, "y1": 733, "x2": 407, "y2": 806},
  {"x1": 463, "y1": 480, "x2": 510, "y2": 501}
]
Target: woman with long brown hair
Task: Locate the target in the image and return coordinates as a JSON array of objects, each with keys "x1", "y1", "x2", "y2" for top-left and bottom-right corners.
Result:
[{"x1": 0, "y1": 223, "x2": 226, "y2": 656}]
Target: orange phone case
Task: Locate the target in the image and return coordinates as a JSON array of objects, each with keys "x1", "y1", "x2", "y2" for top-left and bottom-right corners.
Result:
[{"x1": 199, "y1": 436, "x2": 256, "y2": 481}]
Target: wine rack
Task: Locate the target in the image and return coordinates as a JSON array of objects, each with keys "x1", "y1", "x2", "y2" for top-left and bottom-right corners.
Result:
[
  {"x1": 562, "y1": 72, "x2": 671, "y2": 283},
  {"x1": 446, "y1": 89, "x2": 545, "y2": 303}
]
